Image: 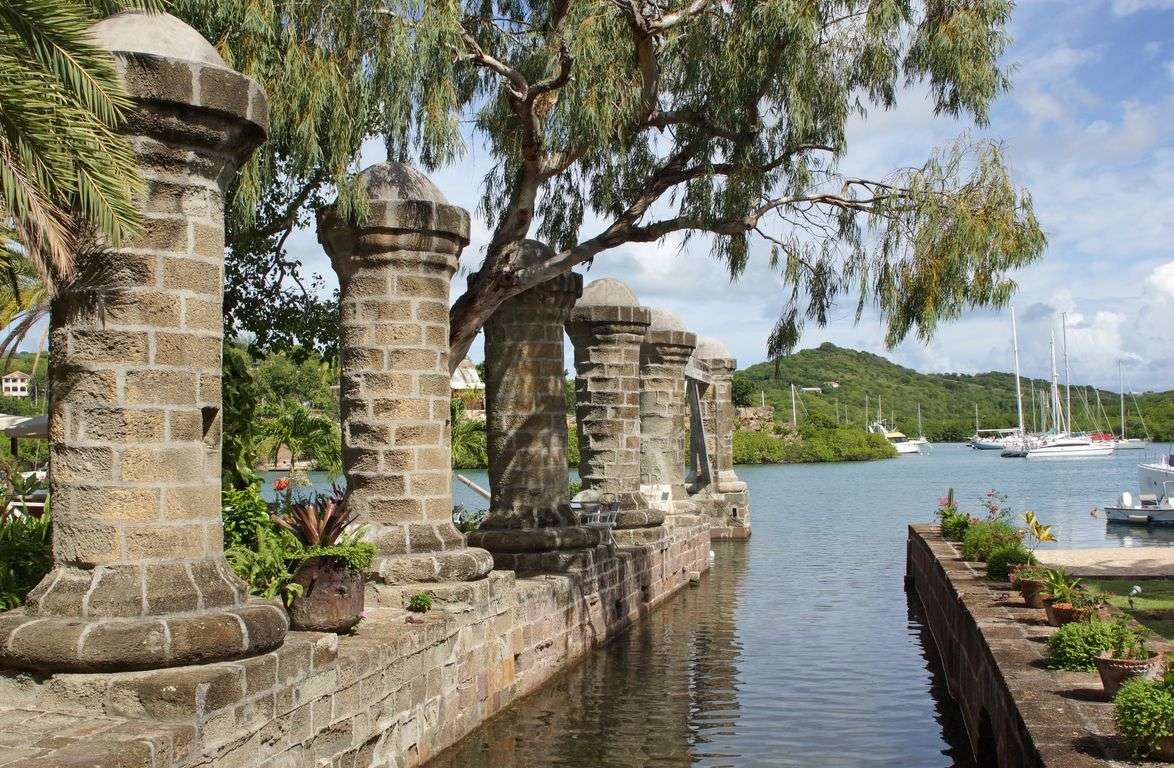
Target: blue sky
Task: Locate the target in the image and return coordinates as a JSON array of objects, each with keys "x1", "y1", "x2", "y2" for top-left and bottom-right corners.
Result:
[{"x1": 276, "y1": 0, "x2": 1174, "y2": 391}]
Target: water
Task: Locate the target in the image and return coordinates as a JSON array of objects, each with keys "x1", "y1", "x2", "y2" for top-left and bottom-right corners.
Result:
[{"x1": 266, "y1": 445, "x2": 1173, "y2": 767}]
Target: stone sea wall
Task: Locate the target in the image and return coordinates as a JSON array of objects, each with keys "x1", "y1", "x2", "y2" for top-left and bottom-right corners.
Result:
[
  {"x1": 906, "y1": 524, "x2": 1137, "y2": 768},
  {"x1": 0, "y1": 521, "x2": 710, "y2": 768}
]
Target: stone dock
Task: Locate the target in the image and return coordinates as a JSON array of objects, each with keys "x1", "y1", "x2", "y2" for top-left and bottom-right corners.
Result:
[{"x1": 906, "y1": 524, "x2": 1172, "y2": 768}]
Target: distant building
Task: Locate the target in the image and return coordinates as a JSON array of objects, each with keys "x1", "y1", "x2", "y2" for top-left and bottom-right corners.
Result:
[
  {"x1": 825, "y1": 380, "x2": 841, "y2": 389},
  {"x1": 2, "y1": 371, "x2": 30, "y2": 398},
  {"x1": 451, "y1": 358, "x2": 485, "y2": 411},
  {"x1": 800, "y1": 386, "x2": 822, "y2": 394}
]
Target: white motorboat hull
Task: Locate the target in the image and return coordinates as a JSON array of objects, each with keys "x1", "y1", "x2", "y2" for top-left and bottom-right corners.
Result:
[
  {"x1": 1139, "y1": 461, "x2": 1174, "y2": 497},
  {"x1": 1114, "y1": 439, "x2": 1147, "y2": 450},
  {"x1": 970, "y1": 439, "x2": 1005, "y2": 450},
  {"x1": 893, "y1": 442, "x2": 922, "y2": 455},
  {"x1": 1105, "y1": 506, "x2": 1174, "y2": 526},
  {"x1": 1025, "y1": 442, "x2": 1114, "y2": 459}
]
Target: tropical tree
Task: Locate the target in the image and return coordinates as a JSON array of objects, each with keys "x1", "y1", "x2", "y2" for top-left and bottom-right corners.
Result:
[
  {"x1": 256, "y1": 399, "x2": 342, "y2": 478},
  {"x1": 450, "y1": 399, "x2": 488, "y2": 469},
  {"x1": 0, "y1": 0, "x2": 163, "y2": 294},
  {"x1": 175, "y1": 0, "x2": 1044, "y2": 366}
]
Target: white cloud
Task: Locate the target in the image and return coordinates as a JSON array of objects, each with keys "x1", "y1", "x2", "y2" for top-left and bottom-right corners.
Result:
[{"x1": 1112, "y1": 0, "x2": 1174, "y2": 15}]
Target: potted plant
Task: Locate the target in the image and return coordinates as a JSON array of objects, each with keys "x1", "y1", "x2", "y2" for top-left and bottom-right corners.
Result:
[
  {"x1": 1042, "y1": 569, "x2": 1095, "y2": 626},
  {"x1": 1114, "y1": 671, "x2": 1174, "y2": 761},
  {"x1": 1015, "y1": 564, "x2": 1051, "y2": 609},
  {"x1": 271, "y1": 490, "x2": 375, "y2": 634},
  {"x1": 1095, "y1": 615, "x2": 1166, "y2": 698}
]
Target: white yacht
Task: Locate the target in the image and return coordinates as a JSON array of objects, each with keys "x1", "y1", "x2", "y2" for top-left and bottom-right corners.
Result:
[
  {"x1": 1107, "y1": 459, "x2": 1174, "y2": 525},
  {"x1": 1139, "y1": 454, "x2": 1174, "y2": 497},
  {"x1": 868, "y1": 420, "x2": 922, "y2": 455},
  {"x1": 1024, "y1": 319, "x2": 1114, "y2": 460},
  {"x1": 1113, "y1": 362, "x2": 1149, "y2": 450}
]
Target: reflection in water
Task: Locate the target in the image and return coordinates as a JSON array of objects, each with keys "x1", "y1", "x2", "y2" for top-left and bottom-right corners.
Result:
[{"x1": 430, "y1": 543, "x2": 748, "y2": 767}]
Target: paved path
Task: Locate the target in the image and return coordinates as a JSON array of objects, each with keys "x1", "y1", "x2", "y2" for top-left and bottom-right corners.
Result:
[{"x1": 1037, "y1": 547, "x2": 1174, "y2": 578}]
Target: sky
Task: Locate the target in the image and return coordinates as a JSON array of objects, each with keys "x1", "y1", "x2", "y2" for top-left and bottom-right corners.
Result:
[{"x1": 274, "y1": 0, "x2": 1174, "y2": 392}]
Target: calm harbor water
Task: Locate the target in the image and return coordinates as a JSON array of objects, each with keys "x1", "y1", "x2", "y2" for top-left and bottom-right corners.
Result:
[{"x1": 267, "y1": 444, "x2": 1173, "y2": 767}]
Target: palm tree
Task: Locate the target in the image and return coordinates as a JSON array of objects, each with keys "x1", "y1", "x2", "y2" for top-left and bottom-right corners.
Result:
[
  {"x1": 0, "y1": 0, "x2": 163, "y2": 293},
  {"x1": 256, "y1": 399, "x2": 342, "y2": 478},
  {"x1": 450, "y1": 399, "x2": 487, "y2": 470}
]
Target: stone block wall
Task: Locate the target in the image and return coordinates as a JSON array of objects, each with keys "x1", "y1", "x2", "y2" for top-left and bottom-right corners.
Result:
[
  {"x1": 0, "y1": 523, "x2": 711, "y2": 768},
  {"x1": 906, "y1": 525, "x2": 1141, "y2": 768}
]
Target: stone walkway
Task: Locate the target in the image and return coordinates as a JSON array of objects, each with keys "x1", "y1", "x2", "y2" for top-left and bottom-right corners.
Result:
[{"x1": 1037, "y1": 547, "x2": 1174, "y2": 578}]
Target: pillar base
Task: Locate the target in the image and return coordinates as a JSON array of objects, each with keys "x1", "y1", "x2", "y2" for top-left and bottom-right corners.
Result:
[
  {"x1": 369, "y1": 548, "x2": 494, "y2": 585},
  {"x1": 466, "y1": 525, "x2": 606, "y2": 553},
  {"x1": 488, "y1": 543, "x2": 615, "y2": 575},
  {"x1": 691, "y1": 489, "x2": 751, "y2": 539},
  {"x1": 614, "y1": 508, "x2": 666, "y2": 529},
  {"x1": 0, "y1": 600, "x2": 287, "y2": 673},
  {"x1": 612, "y1": 525, "x2": 668, "y2": 547}
]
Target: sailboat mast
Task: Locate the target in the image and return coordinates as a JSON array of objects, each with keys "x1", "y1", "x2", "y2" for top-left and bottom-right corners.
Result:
[
  {"x1": 1062, "y1": 312, "x2": 1072, "y2": 434},
  {"x1": 790, "y1": 383, "x2": 797, "y2": 426},
  {"x1": 918, "y1": 403, "x2": 923, "y2": 438},
  {"x1": 1030, "y1": 383, "x2": 1037, "y2": 434},
  {"x1": 1056, "y1": 328, "x2": 1065, "y2": 432},
  {"x1": 974, "y1": 402, "x2": 979, "y2": 433},
  {"x1": 1119, "y1": 361, "x2": 1126, "y2": 440},
  {"x1": 1011, "y1": 307, "x2": 1025, "y2": 436},
  {"x1": 864, "y1": 394, "x2": 869, "y2": 427}
]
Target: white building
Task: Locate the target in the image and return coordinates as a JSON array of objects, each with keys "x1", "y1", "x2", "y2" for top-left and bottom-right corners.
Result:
[{"x1": 2, "y1": 371, "x2": 30, "y2": 398}]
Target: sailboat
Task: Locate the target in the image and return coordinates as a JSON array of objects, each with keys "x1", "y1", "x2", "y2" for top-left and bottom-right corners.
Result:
[
  {"x1": 970, "y1": 402, "x2": 1017, "y2": 450},
  {"x1": 909, "y1": 403, "x2": 931, "y2": 449},
  {"x1": 1114, "y1": 362, "x2": 1147, "y2": 450},
  {"x1": 867, "y1": 395, "x2": 922, "y2": 455},
  {"x1": 1001, "y1": 307, "x2": 1037, "y2": 458},
  {"x1": 1025, "y1": 317, "x2": 1113, "y2": 459}
]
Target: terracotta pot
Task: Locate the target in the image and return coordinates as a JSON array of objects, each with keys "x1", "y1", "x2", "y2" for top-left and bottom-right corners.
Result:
[
  {"x1": 1043, "y1": 599, "x2": 1091, "y2": 627},
  {"x1": 1018, "y1": 578, "x2": 1050, "y2": 609},
  {"x1": 1094, "y1": 651, "x2": 1165, "y2": 699},
  {"x1": 287, "y1": 556, "x2": 365, "y2": 634}
]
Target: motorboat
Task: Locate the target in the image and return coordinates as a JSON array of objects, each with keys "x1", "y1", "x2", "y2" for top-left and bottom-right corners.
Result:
[
  {"x1": 1139, "y1": 454, "x2": 1174, "y2": 497},
  {"x1": 970, "y1": 428, "x2": 1020, "y2": 450},
  {"x1": 1105, "y1": 488, "x2": 1174, "y2": 526},
  {"x1": 1025, "y1": 432, "x2": 1114, "y2": 459},
  {"x1": 868, "y1": 420, "x2": 922, "y2": 455}
]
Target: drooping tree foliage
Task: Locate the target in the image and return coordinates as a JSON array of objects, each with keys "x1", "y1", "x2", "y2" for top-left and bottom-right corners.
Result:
[
  {"x1": 0, "y1": 0, "x2": 163, "y2": 294},
  {"x1": 175, "y1": 0, "x2": 1045, "y2": 364}
]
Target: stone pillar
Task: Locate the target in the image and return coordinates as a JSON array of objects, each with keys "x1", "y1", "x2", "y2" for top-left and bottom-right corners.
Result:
[
  {"x1": 690, "y1": 337, "x2": 751, "y2": 538},
  {"x1": 566, "y1": 279, "x2": 662, "y2": 531},
  {"x1": 465, "y1": 242, "x2": 604, "y2": 570},
  {"x1": 639, "y1": 309, "x2": 696, "y2": 515},
  {"x1": 318, "y1": 162, "x2": 492, "y2": 585},
  {"x1": 0, "y1": 12, "x2": 287, "y2": 672}
]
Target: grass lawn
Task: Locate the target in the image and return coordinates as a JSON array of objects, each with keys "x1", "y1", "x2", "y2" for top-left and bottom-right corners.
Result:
[{"x1": 1086, "y1": 578, "x2": 1174, "y2": 640}]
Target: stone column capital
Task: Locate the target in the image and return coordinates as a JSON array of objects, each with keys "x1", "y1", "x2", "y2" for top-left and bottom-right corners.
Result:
[
  {"x1": 566, "y1": 303, "x2": 652, "y2": 338},
  {"x1": 318, "y1": 164, "x2": 470, "y2": 276},
  {"x1": 642, "y1": 330, "x2": 698, "y2": 362}
]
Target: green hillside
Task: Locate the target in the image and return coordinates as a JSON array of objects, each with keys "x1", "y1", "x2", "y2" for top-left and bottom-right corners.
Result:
[{"x1": 736, "y1": 343, "x2": 1173, "y2": 442}]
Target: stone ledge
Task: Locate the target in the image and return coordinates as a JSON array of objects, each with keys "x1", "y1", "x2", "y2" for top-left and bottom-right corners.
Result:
[
  {"x1": 0, "y1": 522, "x2": 712, "y2": 768},
  {"x1": 906, "y1": 524, "x2": 1169, "y2": 768}
]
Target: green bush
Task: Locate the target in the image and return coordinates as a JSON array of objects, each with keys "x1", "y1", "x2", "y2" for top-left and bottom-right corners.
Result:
[
  {"x1": 732, "y1": 427, "x2": 895, "y2": 465},
  {"x1": 1046, "y1": 618, "x2": 1117, "y2": 671},
  {"x1": 0, "y1": 512, "x2": 52, "y2": 609},
  {"x1": 986, "y1": 545, "x2": 1035, "y2": 581},
  {"x1": 940, "y1": 512, "x2": 971, "y2": 541},
  {"x1": 222, "y1": 483, "x2": 272, "y2": 550},
  {"x1": 1114, "y1": 675, "x2": 1174, "y2": 758},
  {"x1": 961, "y1": 519, "x2": 1021, "y2": 561},
  {"x1": 407, "y1": 592, "x2": 433, "y2": 613},
  {"x1": 733, "y1": 430, "x2": 789, "y2": 463}
]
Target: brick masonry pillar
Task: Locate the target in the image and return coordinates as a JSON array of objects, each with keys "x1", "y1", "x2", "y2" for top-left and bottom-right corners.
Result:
[
  {"x1": 466, "y1": 243, "x2": 604, "y2": 568},
  {"x1": 566, "y1": 279, "x2": 663, "y2": 530},
  {"x1": 318, "y1": 162, "x2": 492, "y2": 584},
  {"x1": 691, "y1": 337, "x2": 750, "y2": 538},
  {"x1": 0, "y1": 12, "x2": 288, "y2": 672},
  {"x1": 639, "y1": 309, "x2": 696, "y2": 514}
]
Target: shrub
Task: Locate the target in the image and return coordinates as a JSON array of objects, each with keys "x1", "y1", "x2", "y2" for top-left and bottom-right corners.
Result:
[
  {"x1": 407, "y1": 593, "x2": 432, "y2": 613},
  {"x1": 1114, "y1": 675, "x2": 1174, "y2": 758},
  {"x1": 1046, "y1": 618, "x2": 1117, "y2": 671},
  {"x1": 940, "y1": 512, "x2": 971, "y2": 541},
  {"x1": 225, "y1": 523, "x2": 303, "y2": 604},
  {"x1": 986, "y1": 545, "x2": 1035, "y2": 581},
  {"x1": 0, "y1": 512, "x2": 52, "y2": 609},
  {"x1": 222, "y1": 483, "x2": 272, "y2": 550},
  {"x1": 961, "y1": 519, "x2": 1021, "y2": 561}
]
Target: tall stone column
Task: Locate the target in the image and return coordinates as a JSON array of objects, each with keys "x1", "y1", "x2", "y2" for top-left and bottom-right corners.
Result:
[
  {"x1": 318, "y1": 163, "x2": 492, "y2": 585},
  {"x1": 566, "y1": 279, "x2": 662, "y2": 531},
  {"x1": 0, "y1": 12, "x2": 287, "y2": 672},
  {"x1": 466, "y1": 242, "x2": 604, "y2": 571},
  {"x1": 690, "y1": 337, "x2": 750, "y2": 538},
  {"x1": 639, "y1": 309, "x2": 696, "y2": 515}
]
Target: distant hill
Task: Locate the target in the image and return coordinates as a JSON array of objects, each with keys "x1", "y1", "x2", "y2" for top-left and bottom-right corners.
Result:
[{"x1": 736, "y1": 343, "x2": 1174, "y2": 442}]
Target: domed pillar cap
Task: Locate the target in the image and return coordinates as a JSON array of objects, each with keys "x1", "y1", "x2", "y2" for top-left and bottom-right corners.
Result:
[
  {"x1": 569, "y1": 277, "x2": 650, "y2": 327},
  {"x1": 644, "y1": 307, "x2": 697, "y2": 349},
  {"x1": 318, "y1": 162, "x2": 470, "y2": 264},
  {"x1": 90, "y1": 11, "x2": 268, "y2": 135},
  {"x1": 694, "y1": 336, "x2": 736, "y2": 368}
]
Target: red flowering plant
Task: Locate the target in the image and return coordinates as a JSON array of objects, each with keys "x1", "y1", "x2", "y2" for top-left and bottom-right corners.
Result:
[{"x1": 936, "y1": 488, "x2": 972, "y2": 541}]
